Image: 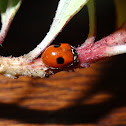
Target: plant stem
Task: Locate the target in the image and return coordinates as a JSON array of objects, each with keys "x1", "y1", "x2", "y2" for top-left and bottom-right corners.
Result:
[{"x1": 77, "y1": 22, "x2": 126, "y2": 67}]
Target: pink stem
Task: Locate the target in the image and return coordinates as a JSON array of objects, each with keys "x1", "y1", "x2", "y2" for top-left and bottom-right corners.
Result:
[{"x1": 76, "y1": 24, "x2": 126, "y2": 67}]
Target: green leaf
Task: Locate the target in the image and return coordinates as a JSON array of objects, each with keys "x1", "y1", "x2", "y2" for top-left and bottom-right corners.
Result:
[
  {"x1": 0, "y1": 0, "x2": 8, "y2": 13},
  {"x1": 48, "y1": 0, "x2": 89, "y2": 38},
  {"x1": 114, "y1": 0, "x2": 126, "y2": 28},
  {"x1": 0, "y1": 0, "x2": 21, "y2": 23},
  {"x1": 83, "y1": 0, "x2": 96, "y2": 45},
  {"x1": 87, "y1": 0, "x2": 96, "y2": 38},
  {"x1": 0, "y1": 0, "x2": 22, "y2": 44}
]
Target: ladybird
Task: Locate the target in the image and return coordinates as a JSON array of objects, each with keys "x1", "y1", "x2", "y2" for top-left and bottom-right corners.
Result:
[{"x1": 41, "y1": 43, "x2": 78, "y2": 68}]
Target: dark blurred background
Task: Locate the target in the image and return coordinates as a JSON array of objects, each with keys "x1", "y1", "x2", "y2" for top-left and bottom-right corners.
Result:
[{"x1": 0, "y1": 0, "x2": 115, "y2": 57}]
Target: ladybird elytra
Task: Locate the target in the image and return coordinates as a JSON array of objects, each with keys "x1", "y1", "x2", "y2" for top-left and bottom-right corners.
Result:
[{"x1": 41, "y1": 43, "x2": 77, "y2": 68}]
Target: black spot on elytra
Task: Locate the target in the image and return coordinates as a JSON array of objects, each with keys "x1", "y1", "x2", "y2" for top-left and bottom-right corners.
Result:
[
  {"x1": 57, "y1": 57, "x2": 64, "y2": 64},
  {"x1": 54, "y1": 44, "x2": 61, "y2": 48}
]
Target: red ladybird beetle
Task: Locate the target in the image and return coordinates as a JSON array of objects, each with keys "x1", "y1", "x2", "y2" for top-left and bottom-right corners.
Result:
[{"x1": 41, "y1": 43, "x2": 78, "y2": 68}]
